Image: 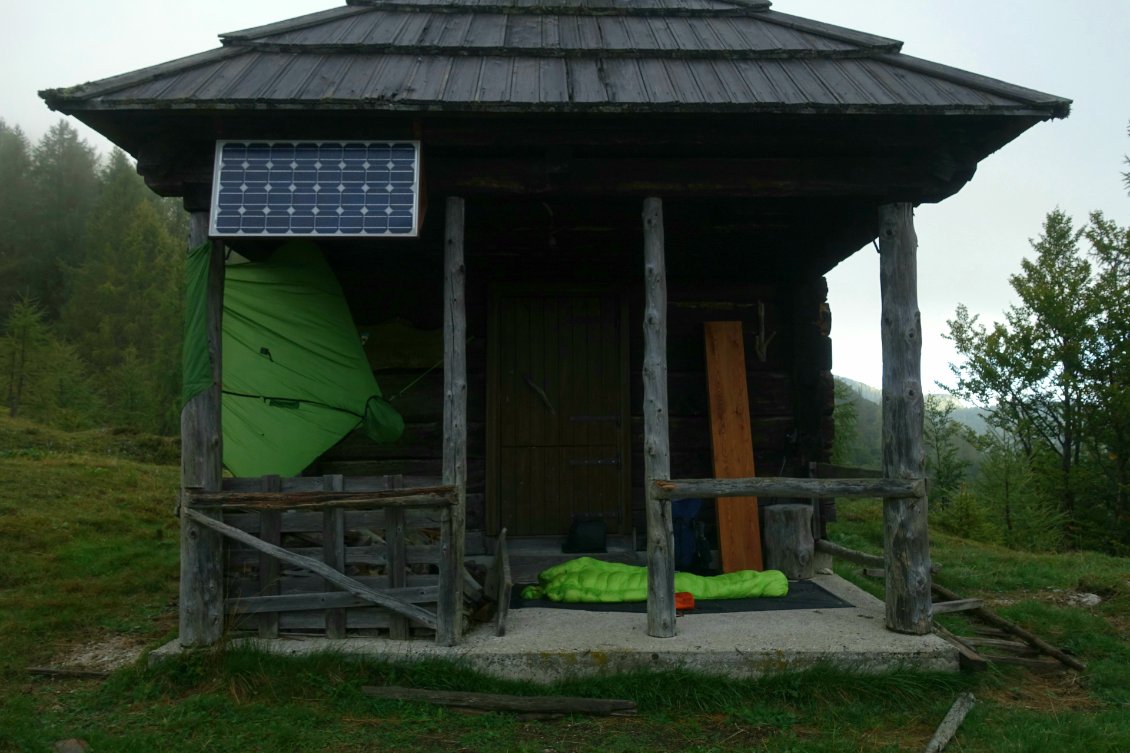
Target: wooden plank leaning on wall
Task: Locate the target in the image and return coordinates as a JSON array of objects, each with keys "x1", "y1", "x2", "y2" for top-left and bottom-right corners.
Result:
[{"x1": 704, "y1": 321, "x2": 764, "y2": 572}]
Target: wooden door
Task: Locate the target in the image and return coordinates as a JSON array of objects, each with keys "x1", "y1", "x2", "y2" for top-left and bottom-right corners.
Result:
[{"x1": 489, "y1": 291, "x2": 629, "y2": 536}]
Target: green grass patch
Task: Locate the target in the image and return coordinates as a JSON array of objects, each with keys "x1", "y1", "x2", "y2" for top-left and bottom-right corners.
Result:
[{"x1": 0, "y1": 414, "x2": 179, "y2": 466}]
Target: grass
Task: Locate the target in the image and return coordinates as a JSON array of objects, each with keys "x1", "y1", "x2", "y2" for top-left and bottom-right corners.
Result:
[{"x1": 1, "y1": 415, "x2": 1128, "y2": 751}]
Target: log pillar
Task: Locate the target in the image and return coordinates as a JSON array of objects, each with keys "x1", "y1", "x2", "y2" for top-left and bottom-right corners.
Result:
[
  {"x1": 878, "y1": 203, "x2": 932, "y2": 635},
  {"x1": 179, "y1": 212, "x2": 225, "y2": 647},
  {"x1": 437, "y1": 196, "x2": 467, "y2": 646},
  {"x1": 642, "y1": 197, "x2": 675, "y2": 638}
]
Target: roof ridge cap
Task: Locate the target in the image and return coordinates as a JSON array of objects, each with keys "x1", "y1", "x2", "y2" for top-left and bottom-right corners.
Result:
[
  {"x1": 221, "y1": 5, "x2": 369, "y2": 43},
  {"x1": 759, "y1": 9, "x2": 903, "y2": 52},
  {"x1": 344, "y1": 0, "x2": 772, "y2": 14}
]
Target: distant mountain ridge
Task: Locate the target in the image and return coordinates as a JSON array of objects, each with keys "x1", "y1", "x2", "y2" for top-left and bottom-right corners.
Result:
[{"x1": 835, "y1": 376, "x2": 989, "y2": 434}]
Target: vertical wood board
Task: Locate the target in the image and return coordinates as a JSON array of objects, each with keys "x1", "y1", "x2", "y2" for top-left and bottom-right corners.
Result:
[
  {"x1": 384, "y1": 474, "x2": 410, "y2": 640},
  {"x1": 321, "y1": 474, "x2": 347, "y2": 638},
  {"x1": 257, "y1": 475, "x2": 282, "y2": 638},
  {"x1": 703, "y1": 321, "x2": 764, "y2": 572}
]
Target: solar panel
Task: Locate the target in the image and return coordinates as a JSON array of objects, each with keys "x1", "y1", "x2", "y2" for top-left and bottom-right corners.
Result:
[{"x1": 209, "y1": 141, "x2": 420, "y2": 238}]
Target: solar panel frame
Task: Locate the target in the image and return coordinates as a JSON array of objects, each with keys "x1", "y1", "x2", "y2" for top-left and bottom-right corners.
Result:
[{"x1": 209, "y1": 140, "x2": 421, "y2": 238}]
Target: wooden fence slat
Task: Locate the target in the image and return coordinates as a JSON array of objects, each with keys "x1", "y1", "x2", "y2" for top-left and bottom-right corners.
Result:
[
  {"x1": 222, "y1": 475, "x2": 442, "y2": 493},
  {"x1": 223, "y1": 508, "x2": 447, "y2": 535},
  {"x1": 184, "y1": 508, "x2": 438, "y2": 629},
  {"x1": 226, "y1": 544, "x2": 444, "y2": 568},
  {"x1": 226, "y1": 587, "x2": 440, "y2": 615},
  {"x1": 191, "y1": 486, "x2": 457, "y2": 510},
  {"x1": 385, "y1": 475, "x2": 409, "y2": 640},
  {"x1": 321, "y1": 474, "x2": 347, "y2": 638},
  {"x1": 258, "y1": 475, "x2": 282, "y2": 638}
]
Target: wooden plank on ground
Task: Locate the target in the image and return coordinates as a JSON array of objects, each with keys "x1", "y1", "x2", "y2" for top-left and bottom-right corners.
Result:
[
  {"x1": 932, "y1": 581, "x2": 1086, "y2": 671},
  {"x1": 932, "y1": 599, "x2": 984, "y2": 615},
  {"x1": 924, "y1": 692, "x2": 975, "y2": 753},
  {"x1": 703, "y1": 320, "x2": 763, "y2": 572},
  {"x1": 361, "y1": 686, "x2": 637, "y2": 716},
  {"x1": 931, "y1": 622, "x2": 988, "y2": 672}
]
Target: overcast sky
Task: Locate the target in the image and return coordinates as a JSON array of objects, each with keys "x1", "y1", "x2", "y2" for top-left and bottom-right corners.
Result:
[{"x1": 5, "y1": 1, "x2": 1128, "y2": 392}]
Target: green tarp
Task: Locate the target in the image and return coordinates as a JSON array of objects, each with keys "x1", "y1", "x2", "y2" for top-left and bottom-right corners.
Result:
[
  {"x1": 183, "y1": 240, "x2": 403, "y2": 477},
  {"x1": 182, "y1": 242, "x2": 213, "y2": 406}
]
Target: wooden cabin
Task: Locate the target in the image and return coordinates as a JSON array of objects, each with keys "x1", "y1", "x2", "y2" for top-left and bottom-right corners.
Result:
[{"x1": 42, "y1": 0, "x2": 1068, "y2": 647}]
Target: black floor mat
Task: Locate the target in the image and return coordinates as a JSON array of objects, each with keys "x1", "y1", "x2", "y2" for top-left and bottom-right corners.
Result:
[{"x1": 510, "y1": 579, "x2": 854, "y2": 613}]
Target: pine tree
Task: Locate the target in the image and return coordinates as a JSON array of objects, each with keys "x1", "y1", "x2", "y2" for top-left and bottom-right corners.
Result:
[
  {"x1": 0, "y1": 120, "x2": 36, "y2": 317},
  {"x1": 63, "y1": 152, "x2": 185, "y2": 434},
  {"x1": 2, "y1": 297, "x2": 47, "y2": 418},
  {"x1": 29, "y1": 120, "x2": 99, "y2": 319}
]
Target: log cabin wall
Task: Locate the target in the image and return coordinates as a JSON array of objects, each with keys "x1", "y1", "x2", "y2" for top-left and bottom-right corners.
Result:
[{"x1": 309, "y1": 195, "x2": 833, "y2": 546}]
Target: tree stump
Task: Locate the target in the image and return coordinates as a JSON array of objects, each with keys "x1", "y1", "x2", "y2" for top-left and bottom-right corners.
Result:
[{"x1": 762, "y1": 504, "x2": 815, "y2": 579}]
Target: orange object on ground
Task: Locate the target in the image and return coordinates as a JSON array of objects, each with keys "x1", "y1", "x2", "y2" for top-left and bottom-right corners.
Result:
[{"x1": 675, "y1": 592, "x2": 696, "y2": 611}]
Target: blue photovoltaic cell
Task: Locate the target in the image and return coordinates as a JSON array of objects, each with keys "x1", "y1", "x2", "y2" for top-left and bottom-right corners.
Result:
[{"x1": 210, "y1": 141, "x2": 419, "y2": 237}]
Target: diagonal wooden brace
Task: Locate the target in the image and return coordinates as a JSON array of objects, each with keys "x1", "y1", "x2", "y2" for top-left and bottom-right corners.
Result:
[{"x1": 182, "y1": 507, "x2": 438, "y2": 630}]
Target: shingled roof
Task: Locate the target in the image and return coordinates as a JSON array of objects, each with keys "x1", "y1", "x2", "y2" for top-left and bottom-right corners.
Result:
[{"x1": 42, "y1": 0, "x2": 1069, "y2": 117}]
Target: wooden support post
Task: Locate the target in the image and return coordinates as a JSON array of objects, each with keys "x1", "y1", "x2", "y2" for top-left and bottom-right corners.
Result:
[
  {"x1": 437, "y1": 196, "x2": 467, "y2": 646},
  {"x1": 179, "y1": 212, "x2": 225, "y2": 648},
  {"x1": 258, "y1": 475, "x2": 282, "y2": 638},
  {"x1": 321, "y1": 474, "x2": 347, "y2": 639},
  {"x1": 642, "y1": 196, "x2": 675, "y2": 638},
  {"x1": 878, "y1": 203, "x2": 932, "y2": 635},
  {"x1": 384, "y1": 475, "x2": 409, "y2": 640},
  {"x1": 763, "y1": 504, "x2": 815, "y2": 579}
]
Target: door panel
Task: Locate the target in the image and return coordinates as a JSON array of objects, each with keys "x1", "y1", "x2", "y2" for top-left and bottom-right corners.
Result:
[{"x1": 492, "y1": 292, "x2": 627, "y2": 536}]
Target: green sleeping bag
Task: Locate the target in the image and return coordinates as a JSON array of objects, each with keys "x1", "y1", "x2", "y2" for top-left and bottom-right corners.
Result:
[{"x1": 520, "y1": 556, "x2": 789, "y2": 602}]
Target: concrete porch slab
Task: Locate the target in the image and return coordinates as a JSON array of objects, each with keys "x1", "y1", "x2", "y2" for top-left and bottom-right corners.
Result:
[{"x1": 150, "y1": 574, "x2": 957, "y2": 683}]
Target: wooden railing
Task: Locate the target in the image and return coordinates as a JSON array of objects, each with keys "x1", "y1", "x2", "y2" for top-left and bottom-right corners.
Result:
[
  {"x1": 644, "y1": 473, "x2": 928, "y2": 636},
  {"x1": 651, "y1": 476, "x2": 925, "y2": 501},
  {"x1": 182, "y1": 474, "x2": 461, "y2": 643}
]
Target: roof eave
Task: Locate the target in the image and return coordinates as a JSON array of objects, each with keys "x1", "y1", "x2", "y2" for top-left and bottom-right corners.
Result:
[{"x1": 43, "y1": 98, "x2": 1067, "y2": 119}]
